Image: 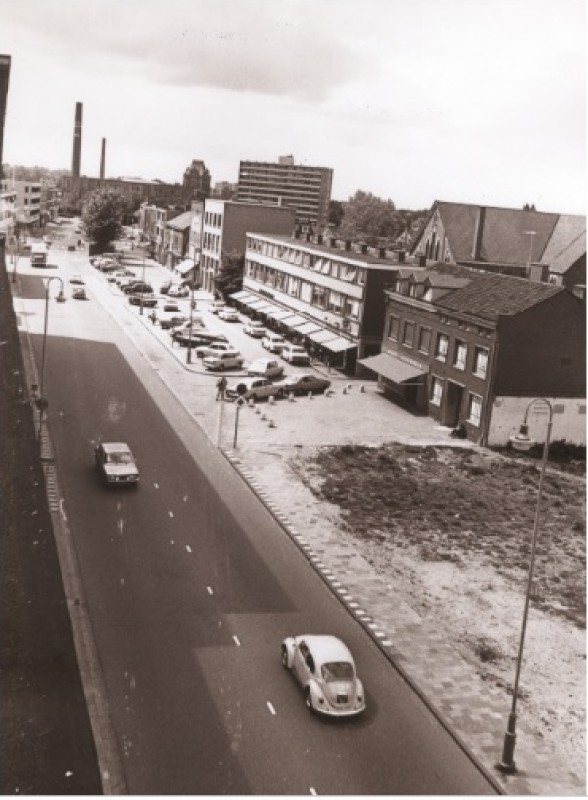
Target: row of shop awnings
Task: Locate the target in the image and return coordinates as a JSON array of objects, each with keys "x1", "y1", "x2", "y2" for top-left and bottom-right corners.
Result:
[{"x1": 230, "y1": 290, "x2": 357, "y2": 353}]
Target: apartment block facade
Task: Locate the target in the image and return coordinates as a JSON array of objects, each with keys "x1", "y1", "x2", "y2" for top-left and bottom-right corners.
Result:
[
  {"x1": 236, "y1": 233, "x2": 415, "y2": 373},
  {"x1": 360, "y1": 263, "x2": 586, "y2": 445},
  {"x1": 199, "y1": 199, "x2": 296, "y2": 294},
  {"x1": 236, "y1": 158, "x2": 333, "y2": 228}
]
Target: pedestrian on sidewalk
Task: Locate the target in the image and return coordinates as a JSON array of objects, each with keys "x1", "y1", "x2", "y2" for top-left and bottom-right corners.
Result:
[
  {"x1": 216, "y1": 376, "x2": 227, "y2": 401},
  {"x1": 149, "y1": 309, "x2": 157, "y2": 325}
]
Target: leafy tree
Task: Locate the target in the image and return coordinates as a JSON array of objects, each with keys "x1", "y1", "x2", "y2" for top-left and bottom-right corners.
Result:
[
  {"x1": 81, "y1": 189, "x2": 126, "y2": 248},
  {"x1": 337, "y1": 190, "x2": 398, "y2": 245},
  {"x1": 215, "y1": 252, "x2": 244, "y2": 298},
  {"x1": 328, "y1": 200, "x2": 345, "y2": 228}
]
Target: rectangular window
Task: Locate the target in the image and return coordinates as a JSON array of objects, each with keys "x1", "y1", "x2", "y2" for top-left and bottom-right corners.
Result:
[
  {"x1": 388, "y1": 315, "x2": 400, "y2": 340},
  {"x1": 287, "y1": 276, "x2": 300, "y2": 297},
  {"x1": 300, "y1": 281, "x2": 313, "y2": 303},
  {"x1": 340, "y1": 264, "x2": 357, "y2": 282},
  {"x1": 311, "y1": 284, "x2": 328, "y2": 308},
  {"x1": 344, "y1": 298, "x2": 360, "y2": 319},
  {"x1": 435, "y1": 333, "x2": 449, "y2": 361},
  {"x1": 418, "y1": 327, "x2": 431, "y2": 353},
  {"x1": 320, "y1": 259, "x2": 331, "y2": 275},
  {"x1": 402, "y1": 321, "x2": 415, "y2": 347},
  {"x1": 275, "y1": 272, "x2": 287, "y2": 291},
  {"x1": 327, "y1": 290, "x2": 344, "y2": 314},
  {"x1": 453, "y1": 340, "x2": 467, "y2": 370},
  {"x1": 357, "y1": 268, "x2": 366, "y2": 286},
  {"x1": 473, "y1": 347, "x2": 489, "y2": 378},
  {"x1": 302, "y1": 253, "x2": 311, "y2": 269},
  {"x1": 467, "y1": 393, "x2": 482, "y2": 426},
  {"x1": 430, "y1": 377, "x2": 443, "y2": 406}
]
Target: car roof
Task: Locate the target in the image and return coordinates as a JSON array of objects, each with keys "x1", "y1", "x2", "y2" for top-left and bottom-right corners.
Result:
[
  {"x1": 250, "y1": 358, "x2": 275, "y2": 365},
  {"x1": 102, "y1": 442, "x2": 132, "y2": 454},
  {"x1": 300, "y1": 635, "x2": 353, "y2": 663}
]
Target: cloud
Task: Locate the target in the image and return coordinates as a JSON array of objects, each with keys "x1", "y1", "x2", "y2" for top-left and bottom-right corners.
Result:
[{"x1": 3, "y1": 0, "x2": 364, "y2": 101}]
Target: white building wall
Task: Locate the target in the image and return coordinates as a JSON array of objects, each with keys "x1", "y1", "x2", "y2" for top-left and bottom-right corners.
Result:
[{"x1": 488, "y1": 396, "x2": 586, "y2": 446}]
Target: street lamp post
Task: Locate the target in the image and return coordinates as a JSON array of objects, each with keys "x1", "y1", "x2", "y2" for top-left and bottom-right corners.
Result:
[
  {"x1": 186, "y1": 284, "x2": 195, "y2": 364},
  {"x1": 139, "y1": 254, "x2": 146, "y2": 315},
  {"x1": 37, "y1": 276, "x2": 66, "y2": 440},
  {"x1": 497, "y1": 398, "x2": 554, "y2": 774}
]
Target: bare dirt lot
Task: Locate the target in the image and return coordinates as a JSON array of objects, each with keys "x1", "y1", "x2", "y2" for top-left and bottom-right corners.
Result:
[{"x1": 287, "y1": 443, "x2": 586, "y2": 774}]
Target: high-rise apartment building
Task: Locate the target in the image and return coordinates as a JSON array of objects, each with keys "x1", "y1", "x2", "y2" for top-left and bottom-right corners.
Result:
[
  {"x1": 0, "y1": 55, "x2": 11, "y2": 182},
  {"x1": 236, "y1": 157, "x2": 333, "y2": 229}
]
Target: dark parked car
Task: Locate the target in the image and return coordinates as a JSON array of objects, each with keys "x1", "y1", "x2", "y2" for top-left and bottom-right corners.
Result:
[
  {"x1": 273, "y1": 373, "x2": 331, "y2": 396},
  {"x1": 129, "y1": 293, "x2": 157, "y2": 307},
  {"x1": 123, "y1": 281, "x2": 152, "y2": 295},
  {"x1": 172, "y1": 328, "x2": 228, "y2": 348}
]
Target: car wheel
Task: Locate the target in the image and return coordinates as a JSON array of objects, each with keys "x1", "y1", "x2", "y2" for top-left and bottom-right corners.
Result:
[{"x1": 281, "y1": 645, "x2": 289, "y2": 668}]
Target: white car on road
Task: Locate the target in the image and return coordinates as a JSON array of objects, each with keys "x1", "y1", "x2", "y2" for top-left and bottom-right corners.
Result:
[{"x1": 281, "y1": 634, "x2": 366, "y2": 717}]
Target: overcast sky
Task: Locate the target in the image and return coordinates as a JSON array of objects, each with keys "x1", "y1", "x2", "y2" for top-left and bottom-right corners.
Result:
[{"x1": 0, "y1": 0, "x2": 585, "y2": 212}]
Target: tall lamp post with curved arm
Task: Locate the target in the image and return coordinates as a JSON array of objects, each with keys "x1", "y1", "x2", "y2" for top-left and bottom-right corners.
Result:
[
  {"x1": 497, "y1": 398, "x2": 554, "y2": 774},
  {"x1": 37, "y1": 276, "x2": 66, "y2": 440}
]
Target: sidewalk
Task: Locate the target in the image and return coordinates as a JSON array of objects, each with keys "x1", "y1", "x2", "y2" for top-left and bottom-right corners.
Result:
[{"x1": 120, "y1": 294, "x2": 585, "y2": 796}]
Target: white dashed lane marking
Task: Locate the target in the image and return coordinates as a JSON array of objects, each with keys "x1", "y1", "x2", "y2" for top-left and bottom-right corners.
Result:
[
  {"x1": 266, "y1": 701, "x2": 276, "y2": 716},
  {"x1": 206, "y1": 586, "x2": 213, "y2": 595},
  {"x1": 186, "y1": 545, "x2": 192, "y2": 553},
  {"x1": 232, "y1": 635, "x2": 241, "y2": 647}
]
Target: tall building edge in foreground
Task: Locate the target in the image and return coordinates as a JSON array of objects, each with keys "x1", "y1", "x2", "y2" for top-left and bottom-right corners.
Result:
[
  {"x1": 236, "y1": 156, "x2": 333, "y2": 229},
  {"x1": 0, "y1": 54, "x2": 11, "y2": 182}
]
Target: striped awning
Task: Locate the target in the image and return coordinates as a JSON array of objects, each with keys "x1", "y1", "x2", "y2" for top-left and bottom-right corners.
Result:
[
  {"x1": 294, "y1": 321, "x2": 322, "y2": 335},
  {"x1": 281, "y1": 314, "x2": 307, "y2": 329},
  {"x1": 266, "y1": 308, "x2": 293, "y2": 321},
  {"x1": 321, "y1": 336, "x2": 356, "y2": 353},
  {"x1": 230, "y1": 290, "x2": 252, "y2": 300},
  {"x1": 309, "y1": 329, "x2": 340, "y2": 344}
]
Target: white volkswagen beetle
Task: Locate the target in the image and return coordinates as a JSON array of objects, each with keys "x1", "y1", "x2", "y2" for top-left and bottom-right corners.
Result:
[{"x1": 281, "y1": 634, "x2": 366, "y2": 717}]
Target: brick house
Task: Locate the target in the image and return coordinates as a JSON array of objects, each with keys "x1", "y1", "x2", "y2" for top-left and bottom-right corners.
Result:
[{"x1": 359, "y1": 264, "x2": 586, "y2": 445}]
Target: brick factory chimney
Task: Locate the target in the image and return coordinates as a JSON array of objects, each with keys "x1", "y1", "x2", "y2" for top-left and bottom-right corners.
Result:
[
  {"x1": 72, "y1": 102, "x2": 83, "y2": 178},
  {"x1": 100, "y1": 137, "x2": 106, "y2": 179}
]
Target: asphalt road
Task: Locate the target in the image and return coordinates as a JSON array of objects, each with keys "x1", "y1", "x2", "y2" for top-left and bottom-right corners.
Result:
[{"x1": 20, "y1": 242, "x2": 497, "y2": 795}]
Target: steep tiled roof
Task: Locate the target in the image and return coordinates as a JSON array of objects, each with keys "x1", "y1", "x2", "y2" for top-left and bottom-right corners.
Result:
[
  {"x1": 436, "y1": 201, "x2": 559, "y2": 265},
  {"x1": 436, "y1": 270, "x2": 562, "y2": 321},
  {"x1": 540, "y1": 214, "x2": 586, "y2": 275}
]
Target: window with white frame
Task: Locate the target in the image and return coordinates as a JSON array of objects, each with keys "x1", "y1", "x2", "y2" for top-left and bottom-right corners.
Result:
[
  {"x1": 275, "y1": 272, "x2": 287, "y2": 291},
  {"x1": 300, "y1": 281, "x2": 313, "y2": 303},
  {"x1": 344, "y1": 297, "x2": 360, "y2": 319},
  {"x1": 287, "y1": 275, "x2": 300, "y2": 297},
  {"x1": 327, "y1": 290, "x2": 344, "y2": 314},
  {"x1": 311, "y1": 284, "x2": 328, "y2": 308},
  {"x1": 340, "y1": 263, "x2": 357, "y2": 282},
  {"x1": 453, "y1": 340, "x2": 467, "y2": 370},
  {"x1": 473, "y1": 346, "x2": 489, "y2": 378},
  {"x1": 320, "y1": 259, "x2": 331, "y2": 275},
  {"x1": 435, "y1": 333, "x2": 449, "y2": 361},
  {"x1": 357, "y1": 268, "x2": 365, "y2": 286},
  {"x1": 467, "y1": 393, "x2": 482, "y2": 426},
  {"x1": 430, "y1": 377, "x2": 443, "y2": 406}
]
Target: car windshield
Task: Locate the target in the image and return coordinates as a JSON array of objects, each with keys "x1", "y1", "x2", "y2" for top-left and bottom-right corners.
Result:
[
  {"x1": 321, "y1": 661, "x2": 354, "y2": 681},
  {"x1": 107, "y1": 451, "x2": 134, "y2": 464}
]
